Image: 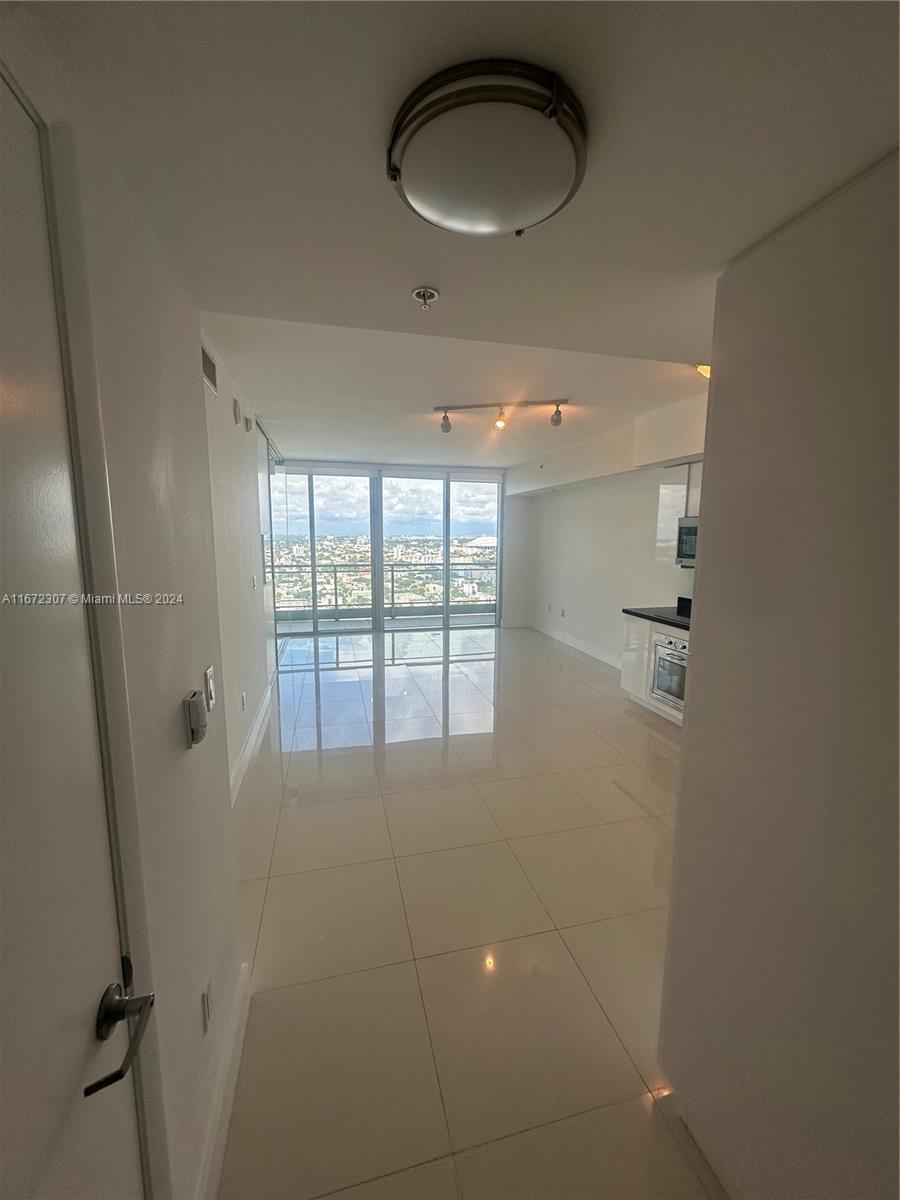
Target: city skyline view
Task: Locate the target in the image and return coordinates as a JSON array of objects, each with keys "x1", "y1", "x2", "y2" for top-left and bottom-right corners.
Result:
[{"x1": 270, "y1": 472, "x2": 501, "y2": 622}]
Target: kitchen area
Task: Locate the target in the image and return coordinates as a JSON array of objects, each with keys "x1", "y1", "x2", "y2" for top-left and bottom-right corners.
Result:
[{"x1": 620, "y1": 464, "x2": 701, "y2": 726}]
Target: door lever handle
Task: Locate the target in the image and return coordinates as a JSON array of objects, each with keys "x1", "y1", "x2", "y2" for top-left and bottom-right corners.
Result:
[{"x1": 84, "y1": 983, "x2": 155, "y2": 1097}]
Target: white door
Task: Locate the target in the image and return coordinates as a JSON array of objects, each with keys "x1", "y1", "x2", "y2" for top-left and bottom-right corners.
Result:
[{"x1": 0, "y1": 76, "x2": 146, "y2": 1199}]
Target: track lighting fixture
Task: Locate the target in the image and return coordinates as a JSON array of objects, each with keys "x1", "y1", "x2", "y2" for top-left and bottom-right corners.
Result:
[{"x1": 432, "y1": 398, "x2": 569, "y2": 432}]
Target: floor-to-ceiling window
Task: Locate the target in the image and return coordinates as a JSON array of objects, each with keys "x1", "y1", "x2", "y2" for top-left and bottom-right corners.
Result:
[
  {"x1": 271, "y1": 469, "x2": 313, "y2": 634},
  {"x1": 382, "y1": 475, "x2": 445, "y2": 630},
  {"x1": 449, "y1": 479, "x2": 500, "y2": 627},
  {"x1": 312, "y1": 473, "x2": 373, "y2": 632},
  {"x1": 273, "y1": 464, "x2": 503, "y2": 636}
]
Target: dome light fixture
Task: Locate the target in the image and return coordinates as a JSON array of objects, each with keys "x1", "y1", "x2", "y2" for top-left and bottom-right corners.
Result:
[
  {"x1": 494, "y1": 407, "x2": 508, "y2": 431},
  {"x1": 388, "y1": 60, "x2": 588, "y2": 237},
  {"x1": 440, "y1": 409, "x2": 452, "y2": 433},
  {"x1": 550, "y1": 403, "x2": 562, "y2": 427}
]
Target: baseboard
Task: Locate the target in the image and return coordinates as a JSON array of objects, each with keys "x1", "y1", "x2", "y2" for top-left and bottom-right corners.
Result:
[
  {"x1": 198, "y1": 961, "x2": 251, "y2": 1200},
  {"x1": 653, "y1": 1091, "x2": 733, "y2": 1200},
  {"x1": 229, "y1": 681, "x2": 272, "y2": 807},
  {"x1": 530, "y1": 621, "x2": 622, "y2": 670}
]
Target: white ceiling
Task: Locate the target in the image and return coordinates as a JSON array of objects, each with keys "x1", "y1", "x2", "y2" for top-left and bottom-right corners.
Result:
[
  {"x1": 201, "y1": 313, "x2": 705, "y2": 465},
  {"x1": 30, "y1": 2, "x2": 897, "y2": 466},
  {"x1": 32, "y1": 2, "x2": 898, "y2": 365}
]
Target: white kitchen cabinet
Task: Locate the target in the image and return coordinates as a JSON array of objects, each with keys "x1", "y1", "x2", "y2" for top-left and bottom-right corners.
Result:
[
  {"x1": 687, "y1": 460, "x2": 703, "y2": 516},
  {"x1": 621, "y1": 615, "x2": 650, "y2": 695},
  {"x1": 655, "y1": 461, "x2": 703, "y2": 563},
  {"x1": 654, "y1": 465, "x2": 688, "y2": 564}
]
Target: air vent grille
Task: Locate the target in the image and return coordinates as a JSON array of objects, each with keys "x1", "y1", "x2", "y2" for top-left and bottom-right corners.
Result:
[{"x1": 201, "y1": 346, "x2": 217, "y2": 392}]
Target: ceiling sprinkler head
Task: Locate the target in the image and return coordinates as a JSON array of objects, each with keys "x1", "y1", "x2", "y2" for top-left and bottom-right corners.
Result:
[
  {"x1": 412, "y1": 286, "x2": 440, "y2": 311},
  {"x1": 550, "y1": 404, "x2": 562, "y2": 427},
  {"x1": 440, "y1": 410, "x2": 451, "y2": 433}
]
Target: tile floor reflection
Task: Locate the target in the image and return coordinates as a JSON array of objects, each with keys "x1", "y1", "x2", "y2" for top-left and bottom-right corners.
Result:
[{"x1": 223, "y1": 628, "x2": 707, "y2": 1200}]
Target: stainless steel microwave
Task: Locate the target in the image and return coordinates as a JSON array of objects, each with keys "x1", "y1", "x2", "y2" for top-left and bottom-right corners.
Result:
[{"x1": 676, "y1": 517, "x2": 699, "y2": 567}]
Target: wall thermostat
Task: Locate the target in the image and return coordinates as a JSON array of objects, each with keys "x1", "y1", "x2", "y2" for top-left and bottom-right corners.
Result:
[{"x1": 184, "y1": 690, "x2": 208, "y2": 748}]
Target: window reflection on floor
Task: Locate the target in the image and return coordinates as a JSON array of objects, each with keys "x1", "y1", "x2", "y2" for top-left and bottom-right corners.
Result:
[
  {"x1": 226, "y1": 630, "x2": 696, "y2": 1200},
  {"x1": 277, "y1": 629, "x2": 502, "y2": 751}
]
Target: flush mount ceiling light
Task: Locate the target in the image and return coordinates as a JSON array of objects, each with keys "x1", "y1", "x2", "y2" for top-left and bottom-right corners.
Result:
[
  {"x1": 696, "y1": 364, "x2": 712, "y2": 379},
  {"x1": 433, "y1": 398, "x2": 569, "y2": 432},
  {"x1": 388, "y1": 60, "x2": 588, "y2": 237}
]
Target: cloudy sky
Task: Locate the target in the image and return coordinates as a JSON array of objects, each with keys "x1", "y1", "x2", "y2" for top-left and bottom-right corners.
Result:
[{"x1": 271, "y1": 474, "x2": 499, "y2": 537}]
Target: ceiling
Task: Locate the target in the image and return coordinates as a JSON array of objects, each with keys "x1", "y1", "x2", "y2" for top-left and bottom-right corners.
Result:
[
  {"x1": 201, "y1": 313, "x2": 705, "y2": 464},
  {"x1": 29, "y1": 2, "x2": 898, "y2": 467},
  {"x1": 31, "y1": 2, "x2": 898, "y2": 366}
]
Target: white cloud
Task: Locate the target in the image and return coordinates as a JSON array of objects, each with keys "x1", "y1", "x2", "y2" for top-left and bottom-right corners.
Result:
[{"x1": 272, "y1": 472, "x2": 499, "y2": 534}]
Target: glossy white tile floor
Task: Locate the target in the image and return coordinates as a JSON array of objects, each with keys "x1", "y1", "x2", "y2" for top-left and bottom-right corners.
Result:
[{"x1": 223, "y1": 628, "x2": 709, "y2": 1200}]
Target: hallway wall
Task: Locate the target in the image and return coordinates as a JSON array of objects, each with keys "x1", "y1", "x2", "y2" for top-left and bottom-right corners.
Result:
[
  {"x1": 202, "y1": 346, "x2": 271, "y2": 797},
  {"x1": 0, "y1": 12, "x2": 243, "y2": 1198},
  {"x1": 660, "y1": 155, "x2": 899, "y2": 1199}
]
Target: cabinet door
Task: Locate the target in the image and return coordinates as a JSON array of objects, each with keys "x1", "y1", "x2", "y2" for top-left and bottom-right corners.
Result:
[
  {"x1": 687, "y1": 461, "x2": 703, "y2": 516},
  {"x1": 655, "y1": 465, "x2": 688, "y2": 563},
  {"x1": 621, "y1": 616, "x2": 650, "y2": 697}
]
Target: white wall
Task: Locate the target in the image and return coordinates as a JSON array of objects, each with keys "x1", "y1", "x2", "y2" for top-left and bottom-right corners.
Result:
[
  {"x1": 0, "y1": 13, "x2": 243, "y2": 1198},
  {"x1": 506, "y1": 393, "x2": 707, "y2": 495},
  {"x1": 500, "y1": 493, "x2": 535, "y2": 627},
  {"x1": 202, "y1": 346, "x2": 271, "y2": 796},
  {"x1": 660, "y1": 155, "x2": 898, "y2": 1200},
  {"x1": 528, "y1": 468, "x2": 693, "y2": 667},
  {"x1": 633, "y1": 394, "x2": 708, "y2": 468}
]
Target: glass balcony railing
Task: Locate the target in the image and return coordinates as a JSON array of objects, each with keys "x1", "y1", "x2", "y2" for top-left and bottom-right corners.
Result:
[{"x1": 274, "y1": 560, "x2": 498, "y2": 624}]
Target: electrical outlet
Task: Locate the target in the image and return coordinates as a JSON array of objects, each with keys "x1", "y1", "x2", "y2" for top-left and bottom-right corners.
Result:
[
  {"x1": 561, "y1": 608, "x2": 566, "y2": 618},
  {"x1": 240, "y1": 690, "x2": 246, "y2": 711},
  {"x1": 201, "y1": 975, "x2": 213, "y2": 1034},
  {"x1": 252, "y1": 574, "x2": 257, "y2": 590}
]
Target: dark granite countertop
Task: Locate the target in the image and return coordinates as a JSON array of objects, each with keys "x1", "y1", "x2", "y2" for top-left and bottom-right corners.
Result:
[{"x1": 622, "y1": 606, "x2": 690, "y2": 631}]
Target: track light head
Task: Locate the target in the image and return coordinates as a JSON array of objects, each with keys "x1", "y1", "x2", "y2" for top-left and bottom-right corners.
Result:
[
  {"x1": 440, "y1": 410, "x2": 451, "y2": 433},
  {"x1": 494, "y1": 407, "x2": 507, "y2": 431},
  {"x1": 550, "y1": 404, "x2": 562, "y2": 427}
]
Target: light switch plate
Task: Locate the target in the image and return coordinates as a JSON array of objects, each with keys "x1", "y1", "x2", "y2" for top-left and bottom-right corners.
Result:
[{"x1": 203, "y1": 665, "x2": 216, "y2": 711}]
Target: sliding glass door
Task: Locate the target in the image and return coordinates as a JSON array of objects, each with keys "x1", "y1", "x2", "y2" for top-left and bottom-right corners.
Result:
[
  {"x1": 449, "y1": 480, "x2": 500, "y2": 627},
  {"x1": 273, "y1": 465, "x2": 502, "y2": 635},
  {"x1": 271, "y1": 469, "x2": 313, "y2": 633},
  {"x1": 382, "y1": 476, "x2": 445, "y2": 629},
  {"x1": 312, "y1": 474, "x2": 373, "y2": 631}
]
